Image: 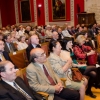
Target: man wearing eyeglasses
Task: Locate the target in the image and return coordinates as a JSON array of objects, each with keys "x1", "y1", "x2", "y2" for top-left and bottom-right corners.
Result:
[{"x1": 26, "y1": 48, "x2": 80, "y2": 100}]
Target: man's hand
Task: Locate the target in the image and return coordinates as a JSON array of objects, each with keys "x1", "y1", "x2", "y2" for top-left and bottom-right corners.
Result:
[{"x1": 54, "y1": 83, "x2": 63, "y2": 93}]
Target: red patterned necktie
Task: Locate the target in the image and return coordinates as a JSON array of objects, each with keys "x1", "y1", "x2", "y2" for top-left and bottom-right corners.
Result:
[{"x1": 43, "y1": 65, "x2": 56, "y2": 85}]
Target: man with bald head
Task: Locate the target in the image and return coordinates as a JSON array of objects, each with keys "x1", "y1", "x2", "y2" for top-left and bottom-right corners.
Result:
[
  {"x1": 26, "y1": 48, "x2": 80, "y2": 100},
  {"x1": 26, "y1": 34, "x2": 41, "y2": 60}
]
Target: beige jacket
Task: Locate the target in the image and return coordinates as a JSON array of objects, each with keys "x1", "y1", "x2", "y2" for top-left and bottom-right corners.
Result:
[{"x1": 26, "y1": 60, "x2": 61, "y2": 100}]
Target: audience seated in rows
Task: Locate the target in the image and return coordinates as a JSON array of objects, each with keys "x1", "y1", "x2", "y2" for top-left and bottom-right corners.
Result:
[
  {"x1": 48, "y1": 40, "x2": 87, "y2": 100},
  {"x1": 26, "y1": 48, "x2": 80, "y2": 100},
  {"x1": 0, "y1": 23, "x2": 100, "y2": 100},
  {"x1": 61, "y1": 37, "x2": 97, "y2": 98}
]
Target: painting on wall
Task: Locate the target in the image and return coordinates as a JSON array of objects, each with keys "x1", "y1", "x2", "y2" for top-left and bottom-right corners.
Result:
[
  {"x1": 20, "y1": 0, "x2": 31, "y2": 22},
  {"x1": 52, "y1": 0, "x2": 66, "y2": 21}
]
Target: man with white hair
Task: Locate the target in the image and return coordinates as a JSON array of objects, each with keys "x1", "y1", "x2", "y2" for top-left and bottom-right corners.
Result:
[{"x1": 26, "y1": 34, "x2": 41, "y2": 60}]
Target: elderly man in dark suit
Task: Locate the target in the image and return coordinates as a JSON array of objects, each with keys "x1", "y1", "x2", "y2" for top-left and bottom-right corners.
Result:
[
  {"x1": 0, "y1": 61, "x2": 44, "y2": 100},
  {"x1": 26, "y1": 34, "x2": 41, "y2": 60},
  {"x1": 4, "y1": 34, "x2": 17, "y2": 53}
]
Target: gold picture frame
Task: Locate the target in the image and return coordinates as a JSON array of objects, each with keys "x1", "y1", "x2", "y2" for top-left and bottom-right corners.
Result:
[
  {"x1": 52, "y1": 0, "x2": 66, "y2": 21},
  {"x1": 20, "y1": 0, "x2": 32, "y2": 22}
]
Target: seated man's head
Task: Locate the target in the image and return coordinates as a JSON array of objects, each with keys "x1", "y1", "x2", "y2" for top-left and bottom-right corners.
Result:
[
  {"x1": 0, "y1": 61, "x2": 17, "y2": 82},
  {"x1": 52, "y1": 31, "x2": 58, "y2": 40},
  {"x1": 30, "y1": 34, "x2": 39, "y2": 45},
  {"x1": 4, "y1": 34, "x2": 11, "y2": 43},
  {"x1": 26, "y1": 25, "x2": 31, "y2": 31},
  {"x1": 0, "y1": 40, "x2": 5, "y2": 52},
  {"x1": 58, "y1": 28, "x2": 62, "y2": 34},
  {"x1": 30, "y1": 48, "x2": 46, "y2": 64}
]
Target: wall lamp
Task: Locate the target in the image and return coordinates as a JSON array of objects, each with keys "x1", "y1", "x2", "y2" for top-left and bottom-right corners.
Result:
[{"x1": 38, "y1": 4, "x2": 42, "y2": 17}]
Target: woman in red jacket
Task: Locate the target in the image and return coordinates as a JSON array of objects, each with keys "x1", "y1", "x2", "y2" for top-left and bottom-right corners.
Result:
[
  {"x1": 73, "y1": 35, "x2": 96, "y2": 61},
  {"x1": 73, "y1": 35, "x2": 97, "y2": 98}
]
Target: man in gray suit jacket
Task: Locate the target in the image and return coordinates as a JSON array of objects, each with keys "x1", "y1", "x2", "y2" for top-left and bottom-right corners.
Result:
[
  {"x1": 26, "y1": 48, "x2": 80, "y2": 100},
  {"x1": 4, "y1": 34, "x2": 17, "y2": 53}
]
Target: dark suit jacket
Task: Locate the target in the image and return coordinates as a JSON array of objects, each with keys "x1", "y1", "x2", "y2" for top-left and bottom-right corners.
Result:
[
  {"x1": 58, "y1": 32, "x2": 64, "y2": 40},
  {"x1": 0, "y1": 77, "x2": 37, "y2": 100},
  {"x1": 2, "y1": 51, "x2": 12, "y2": 61},
  {"x1": 26, "y1": 44, "x2": 41, "y2": 61},
  {"x1": 4, "y1": 42, "x2": 17, "y2": 53},
  {"x1": 0, "y1": 51, "x2": 18, "y2": 68}
]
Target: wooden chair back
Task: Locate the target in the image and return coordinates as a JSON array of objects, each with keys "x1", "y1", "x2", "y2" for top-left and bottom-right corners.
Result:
[
  {"x1": 41, "y1": 42, "x2": 49, "y2": 57},
  {"x1": 9, "y1": 49, "x2": 29, "y2": 69},
  {"x1": 16, "y1": 68, "x2": 49, "y2": 100}
]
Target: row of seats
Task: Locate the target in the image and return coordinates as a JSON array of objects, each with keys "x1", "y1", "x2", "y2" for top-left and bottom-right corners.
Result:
[{"x1": 9, "y1": 42, "x2": 49, "y2": 69}]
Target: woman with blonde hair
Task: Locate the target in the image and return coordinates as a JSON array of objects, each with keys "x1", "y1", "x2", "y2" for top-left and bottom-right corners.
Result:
[
  {"x1": 73, "y1": 35, "x2": 97, "y2": 98},
  {"x1": 74, "y1": 35, "x2": 96, "y2": 63}
]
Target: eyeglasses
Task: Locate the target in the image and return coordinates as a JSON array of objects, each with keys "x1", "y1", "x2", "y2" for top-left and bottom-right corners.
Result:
[{"x1": 37, "y1": 52, "x2": 46, "y2": 58}]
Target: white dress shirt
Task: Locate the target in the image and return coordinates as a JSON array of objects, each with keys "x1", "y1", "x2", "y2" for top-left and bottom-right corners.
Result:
[
  {"x1": 62, "y1": 30, "x2": 72, "y2": 37},
  {"x1": 17, "y1": 42, "x2": 28, "y2": 50}
]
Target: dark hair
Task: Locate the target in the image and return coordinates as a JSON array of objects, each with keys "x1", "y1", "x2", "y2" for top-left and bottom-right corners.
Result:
[
  {"x1": 3, "y1": 34, "x2": 10, "y2": 41},
  {"x1": 19, "y1": 35, "x2": 25, "y2": 41},
  {"x1": 49, "y1": 40, "x2": 58, "y2": 52},
  {"x1": 62, "y1": 37, "x2": 72, "y2": 50},
  {"x1": 0, "y1": 66, "x2": 5, "y2": 72},
  {"x1": 30, "y1": 53, "x2": 38, "y2": 63}
]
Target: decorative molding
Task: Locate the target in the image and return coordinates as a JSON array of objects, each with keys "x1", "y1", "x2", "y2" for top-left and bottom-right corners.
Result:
[
  {"x1": 14, "y1": 0, "x2": 19, "y2": 24},
  {"x1": 0, "y1": 10, "x2": 2, "y2": 27},
  {"x1": 18, "y1": 22, "x2": 35, "y2": 26},
  {"x1": 70, "y1": 0, "x2": 74, "y2": 25},
  {"x1": 49, "y1": 21, "x2": 71, "y2": 26},
  {"x1": 33, "y1": 0, "x2": 37, "y2": 26},
  {"x1": 44, "y1": 0, "x2": 49, "y2": 25}
]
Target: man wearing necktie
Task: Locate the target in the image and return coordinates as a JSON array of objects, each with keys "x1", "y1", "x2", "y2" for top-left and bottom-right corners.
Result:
[
  {"x1": 0, "y1": 61, "x2": 44, "y2": 100},
  {"x1": 0, "y1": 40, "x2": 12, "y2": 62},
  {"x1": 4, "y1": 34, "x2": 17, "y2": 53},
  {"x1": 26, "y1": 48, "x2": 80, "y2": 100}
]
